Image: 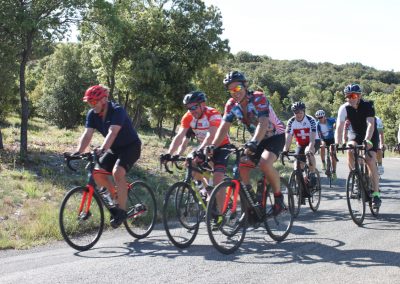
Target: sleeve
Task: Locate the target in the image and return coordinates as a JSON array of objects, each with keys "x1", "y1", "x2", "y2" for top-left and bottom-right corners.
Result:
[
  {"x1": 208, "y1": 109, "x2": 222, "y2": 128},
  {"x1": 286, "y1": 117, "x2": 294, "y2": 134},
  {"x1": 337, "y1": 104, "x2": 347, "y2": 122},
  {"x1": 85, "y1": 110, "x2": 95, "y2": 128},
  {"x1": 180, "y1": 112, "x2": 192, "y2": 128},
  {"x1": 309, "y1": 116, "x2": 317, "y2": 132},
  {"x1": 223, "y1": 99, "x2": 236, "y2": 123},
  {"x1": 365, "y1": 101, "x2": 375, "y2": 118}
]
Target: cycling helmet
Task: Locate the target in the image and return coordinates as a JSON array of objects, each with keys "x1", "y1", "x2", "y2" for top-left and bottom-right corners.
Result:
[
  {"x1": 83, "y1": 85, "x2": 109, "y2": 102},
  {"x1": 291, "y1": 101, "x2": 306, "y2": 112},
  {"x1": 315, "y1": 110, "x2": 325, "y2": 118},
  {"x1": 182, "y1": 91, "x2": 207, "y2": 105},
  {"x1": 223, "y1": 71, "x2": 247, "y2": 87},
  {"x1": 343, "y1": 84, "x2": 362, "y2": 95}
]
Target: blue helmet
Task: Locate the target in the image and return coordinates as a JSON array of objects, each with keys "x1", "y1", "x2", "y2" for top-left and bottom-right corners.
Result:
[
  {"x1": 223, "y1": 71, "x2": 247, "y2": 87},
  {"x1": 343, "y1": 84, "x2": 362, "y2": 95}
]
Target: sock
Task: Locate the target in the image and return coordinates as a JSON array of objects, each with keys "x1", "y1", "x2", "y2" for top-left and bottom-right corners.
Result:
[{"x1": 372, "y1": 191, "x2": 381, "y2": 198}]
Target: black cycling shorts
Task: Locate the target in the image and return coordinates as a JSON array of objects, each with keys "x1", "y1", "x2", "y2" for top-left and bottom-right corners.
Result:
[
  {"x1": 351, "y1": 134, "x2": 379, "y2": 152},
  {"x1": 248, "y1": 133, "x2": 285, "y2": 164},
  {"x1": 98, "y1": 142, "x2": 141, "y2": 173},
  {"x1": 295, "y1": 140, "x2": 321, "y2": 163},
  {"x1": 212, "y1": 144, "x2": 235, "y2": 173}
]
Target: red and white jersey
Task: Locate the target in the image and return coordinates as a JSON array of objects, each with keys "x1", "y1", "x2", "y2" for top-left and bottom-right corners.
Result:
[
  {"x1": 286, "y1": 114, "x2": 319, "y2": 146},
  {"x1": 181, "y1": 106, "x2": 230, "y2": 146}
]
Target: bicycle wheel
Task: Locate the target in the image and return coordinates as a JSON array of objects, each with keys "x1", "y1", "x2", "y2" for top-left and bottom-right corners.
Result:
[
  {"x1": 59, "y1": 186, "x2": 104, "y2": 251},
  {"x1": 326, "y1": 155, "x2": 332, "y2": 188},
  {"x1": 206, "y1": 180, "x2": 247, "y2": 254},
  {"x1": 346, "y1": 171, "x2": 366, "y2": 226},
  {"x1": 288, "y1": 171, "x2": 302, "y2": 217},
  {"x1": 309, "y1": 170, "x2": 321, "y2": 212},
  {"x1": 365, "y1": 175, "x2": 379, "y2": 217},
  {"x1": 124, "y1": 181, "x2": 157, "y2": 239},
  {"x1": 163, "y1": 182, "x2": 201, "y2": 248},
  {"x1": 264, "y1": 178, "x2": 294, "y2": 242}
]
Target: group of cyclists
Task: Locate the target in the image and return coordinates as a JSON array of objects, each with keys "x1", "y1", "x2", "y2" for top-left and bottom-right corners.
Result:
[{"x1": 73, "y1": 71, "x2": 385, "y2": 229}]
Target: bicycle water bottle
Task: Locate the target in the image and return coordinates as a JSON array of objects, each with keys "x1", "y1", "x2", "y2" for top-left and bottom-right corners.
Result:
[
  {"x1": 99, "y1": 187, "x2": 115, "y2": 208},
  {"x1": 195, "y1": 180, "x2": 207, "y2": 201}
]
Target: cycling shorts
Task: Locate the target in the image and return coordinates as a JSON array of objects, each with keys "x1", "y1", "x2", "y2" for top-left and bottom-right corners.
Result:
[{"x1": 98, "y1": 141, "x2": 141, "y2": 173}]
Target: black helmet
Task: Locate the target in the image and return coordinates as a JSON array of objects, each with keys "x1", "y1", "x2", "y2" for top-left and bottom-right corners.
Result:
[
  {"x1": 183, "y1": 91, "x2": 206, "y2": 105},
  {"x1": 291, "y1": 101, "x2": 306, "y2": 112},
  {"x1": 343, "y1": 84, "x2": 362, "y2": 95},
  {"x1": 223, "y1": 71, "x2": 247, "y2": 87}
]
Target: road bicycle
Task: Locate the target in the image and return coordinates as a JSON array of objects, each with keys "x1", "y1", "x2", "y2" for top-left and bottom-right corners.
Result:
[
  {"x1": 282, "y1": 152, "x2": 321, "y2": 218},
  {"x1": 205, "y1": 145, "x2": 294, "y2": 254},
  {"x1": 59, "y1": 151, "x2": 157, "y2": 251},
  {"x1": 334, "y1": 144, "x2": 379, "y2": 225},
  {"x1": 323, "y1": 145, "x2": 338, "y2": 188},
  {"x1": 161, "y1": 153, "x2": 213, "y2": 248}
]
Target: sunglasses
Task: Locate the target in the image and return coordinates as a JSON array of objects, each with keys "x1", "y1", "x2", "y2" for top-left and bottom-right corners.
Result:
[
  {"x1": 317, "y1": 116, "x2": 324, "y2": 119},
  {"x1": 186, "y1": 104, "x2": 200, "y2": 111},
  {"x1": 87, "y1": 100, "x2": 99, "y2": 107},
  {"x1": 228, "y1": 84, "x2": 244, "y2": 94},
  {"x1": 346, "y1": 93, "x2": 359, "y2": 100},
  {"x1": 294, "y1": 110, "x2": 303, "y2": 114}
]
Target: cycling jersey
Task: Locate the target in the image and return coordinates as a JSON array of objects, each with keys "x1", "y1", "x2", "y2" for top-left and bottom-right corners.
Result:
[
  {"x1": 181, "y1": 106, "x2": 230, "y2": 146},
  {"x1": 375, "y1": 116, "x2": 384, "y2": 132},
  {"x1": 286, "y1": 115, "x2": 320, "y2": 147},
  {"x1": 223, "y1": 91, "x2": 285, "y2": 138},
  {"x1": 85, "y1": 101, "x2": 141, "y2": 149},
  {"x1": 317, "y1": 117, "x2": 336, "y2": 140}
]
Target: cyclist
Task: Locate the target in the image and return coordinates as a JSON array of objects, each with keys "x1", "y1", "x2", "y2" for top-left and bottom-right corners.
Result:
[
  {"x1": 375, "y1": 116, "x2": 385, "y2": 175},
  {"x1": 315, "y1": 109, "x2": 337, "y2": 180},
  {"x1": 74, "y1": 85, "x2": 142, "y2": 228},
  {"x1": 334, "y1": 83, "x2": 381, "y2": 208},
  {"x1": 207, "y1": 71, "x2": 287, "y2": 215},
  {"x1": 161, "y1": 91, "x2": 232, "y2": 200},
  {"x1": 282, "y1": 102, "x2": 321, "y2": 201}
]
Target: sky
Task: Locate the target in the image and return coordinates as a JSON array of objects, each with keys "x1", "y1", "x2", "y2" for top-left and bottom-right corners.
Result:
[{"x1": 202, "y1": 0, "x2": 400, "y2": 72}]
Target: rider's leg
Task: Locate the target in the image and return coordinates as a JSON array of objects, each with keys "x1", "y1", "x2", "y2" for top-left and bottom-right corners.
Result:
[
  {"x1": 320, "y1": 143, "x2": 326, "y2": 170},
  {"x1": 259, "y1": 150, "x2": 280, "y2": 194}
]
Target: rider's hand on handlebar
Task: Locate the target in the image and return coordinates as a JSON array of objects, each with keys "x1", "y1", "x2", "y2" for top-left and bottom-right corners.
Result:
[
  {"x1": 244, "y1": 140, "x2": 258, "y2": 155},
  {"x1": 160, "y1": 153, "x2": 171, "y2": 163},
  {"x1": 203, "y1": 144, "x2": 216, "y2": 157}
]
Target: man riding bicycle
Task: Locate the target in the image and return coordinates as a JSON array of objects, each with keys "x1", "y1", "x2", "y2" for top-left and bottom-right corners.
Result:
[
  {"x1": 315, "y1": 109, "x2": 337, "y2": 180},
  {"x1": 282, "y1": 102, "x2": 320, "y2": 201},
  {"x1": 207, "y1": 71, "x2": 287, "y2": 215},
  {"x1": 161, "y1": 91, "x2": 232, "y2": 200},
  {"x1": 334, "y1": 83, "x2": 381, "y2": 208},
  {"x1": 74, "y1": 85, "x2": 142, "y2": 228}
]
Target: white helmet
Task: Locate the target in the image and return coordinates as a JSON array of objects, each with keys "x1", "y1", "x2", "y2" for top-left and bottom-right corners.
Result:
[{"x1": 315, "y1": 110, "x2": 325, "y2": 118}]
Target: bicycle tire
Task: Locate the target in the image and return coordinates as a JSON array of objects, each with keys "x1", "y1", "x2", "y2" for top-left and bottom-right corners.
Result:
[
  {"x1": 163, "y1": 182, "x2": 201, "y2": 248},
  {"x1": 264, "y1": 177, "x2": 294, "y2": 242},
  {"x1": 346, "y1": 171, "x2": 366, "y2": 226},
  {"x1": 309, "y1": 170, "x2": 321, "y2": 212},
  {"x1": 288, "y1": 171, "x2": 302, "y2": 217},
  {"x1": 365, "y1": 175, "x2": 380, "y2": 217},
  {"x1": 124, "y1": 181, "x2": 157, "y2": 239},
  {"x1": 206, "y1": 180, "x2": 247, "y2": 254},
  {"x1": 326, "y1": 154, "x2": 332, "y2": 188},
  {"x1": 59, "y1": 186, "x2": 104, "y2": 251}
]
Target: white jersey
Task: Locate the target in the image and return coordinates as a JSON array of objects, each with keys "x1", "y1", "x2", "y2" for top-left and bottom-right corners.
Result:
[
  {"x1": 375, "y1": 117, "x2": 383, "y2": 130},
  {"x1": 286, "y1": 114, "x2": 320, "y2": 147}
]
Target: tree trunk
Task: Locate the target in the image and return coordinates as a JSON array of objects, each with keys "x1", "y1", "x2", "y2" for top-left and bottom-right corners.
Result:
[
  {"x1": 157, "y1": 115, "x2": 164, "y2": 139},
  {"x1": 171, "y1": 117, "x2": 178, "y2": 139},
  {"x1": 0, "y1": 128, "x2": 3, "y2": 150},
  {"x1": 131, "y1": 101, "x2": 143, "y2": 129},
  {"x1": 19, "y1": 31, "x2": 34, "y2": 161}
]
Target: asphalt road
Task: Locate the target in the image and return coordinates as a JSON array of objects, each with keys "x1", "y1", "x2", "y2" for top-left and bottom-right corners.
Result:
[{"x1": 1, "y1": 157, "x2": 400, "y2": 283}]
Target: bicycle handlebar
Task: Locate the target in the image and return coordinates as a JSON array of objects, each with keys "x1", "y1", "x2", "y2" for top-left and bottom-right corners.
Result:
[{"x1": 63, "y1": 152, "x2": 96, "y2": 172}]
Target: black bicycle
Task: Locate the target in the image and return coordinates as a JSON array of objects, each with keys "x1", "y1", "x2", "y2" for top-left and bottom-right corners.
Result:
[
  {"x1": 282, "y1": 152, "x2": 322, "y2": 218},
  {"x1": 161, "y1": 153, "x2": 213, "y2": 248},
  {"x1": 324, "y1": 145, "x2": 338, "y2": 188},
  {"x1": 206, "y1": 145, "x2": 294, "y2": 254},
  {"x1": 334, "y1": 144, "x2": 379, "y2": 225},
  {"x1": 59, "y1": 152, "x2": 157, "y2": 251}
]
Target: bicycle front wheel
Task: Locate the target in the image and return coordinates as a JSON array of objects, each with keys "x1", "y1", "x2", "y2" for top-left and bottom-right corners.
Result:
[
  {"x1": 264, "y1": 177, "x2": 294, "y2": 242},
  {"x1": 59, "y1": 186, "x2": 104, "y2": 251},
  {"x1": 288, "y1": 171, "x2": 302, "y2": 217},
  {"x1": 309, "y1": 170, "x2": 321, "y2": 212},
  {"x1": 346, "y1": 171, "x2": 366, "y2": 226},
  {"x1": 206, "y1": 180, "x2": 247, "y2": 254},
  {"x1": 163, "y1": 182, "x2": 201, "y2": 248}
]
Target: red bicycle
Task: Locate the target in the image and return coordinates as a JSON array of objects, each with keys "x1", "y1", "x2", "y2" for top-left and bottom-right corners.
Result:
[{"x1": 59, "y1": 151, "x2": 157, "y2": 251}]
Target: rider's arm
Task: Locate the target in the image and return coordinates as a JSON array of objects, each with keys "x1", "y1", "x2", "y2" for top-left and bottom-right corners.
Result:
[
  {"x1": 364, "y1": 116, "x2": 375, "y2": 142},
  {"x1": 101, "y1": 125, "x2": 122, "y2": 151},
  {"x1": 335, "y1": 120, "x2": 345, "y2": 145},
  {"x1": 250, "y1": 116, "x2": 269, "y2": 143},
  {"x1": 76, "y1": 128, "x2": 95, "y2": 153},
  {"x1": 211, "y1": 120, "x2": 231, "y2": 146},
  {"x1": 282, "y1": 132, "x2": 293, "y2": 152},
  {"x1": 177, "y1": 136, "x2": 190, "y2": 156},
  {"x1": 168, "y1": 127, "x2": 188, "y2": 155}
]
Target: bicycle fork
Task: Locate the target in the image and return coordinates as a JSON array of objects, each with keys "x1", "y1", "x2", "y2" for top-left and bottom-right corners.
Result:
[{"x1": 78, "y1": 185, "x2": 95, "y2": 220}]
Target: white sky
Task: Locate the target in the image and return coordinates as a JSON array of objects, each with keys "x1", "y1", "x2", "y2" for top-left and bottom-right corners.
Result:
[{"x1": 203, "y1": 0, "x2": 400, "y2": 71}]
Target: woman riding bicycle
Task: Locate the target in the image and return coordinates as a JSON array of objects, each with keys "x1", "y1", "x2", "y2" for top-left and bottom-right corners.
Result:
[{"x1": 74, "y1": 85, "x2": 141, "y2": 228}]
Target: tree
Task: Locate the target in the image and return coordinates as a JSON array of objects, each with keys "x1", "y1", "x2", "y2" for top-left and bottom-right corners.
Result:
[{"x1": 1, "y1": 0, "x2": 87, "y2": 160}]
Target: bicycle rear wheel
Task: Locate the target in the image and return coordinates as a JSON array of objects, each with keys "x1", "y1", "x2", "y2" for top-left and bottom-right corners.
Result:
[
  {"x1": 124, "y1": 181, "x2": 157, "y2": 239},
  {"x1": 288, "y1": 171, "x2": 302, "y2": 217},
  {"x1": 326, "y1": 156, "x2": 332, "y2": 188},
  {"x1": 59, "y1": 186, "x2": 104, "y2": 251},
  {"x1": 206, "y1": 180, "x2": 247, "y2": 254},
  {"x1": 264, "y1": 178, "x2": 294, "y2": 242},
  {"x1": 309, "y1": 170, "x2": 321, "y2": 212},
  {"x1": 346, "y1": 171, "x2": 366, "y2": 226},
  {"x1": 365, "y1": 175, "x2": 379, "y2": 217},
  {"x1": 163, "y1": 182, "x2": 201, "y2": 248}
]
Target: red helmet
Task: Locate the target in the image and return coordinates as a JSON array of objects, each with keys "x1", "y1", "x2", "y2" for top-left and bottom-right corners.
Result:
[{"x1": 83, "y1": 85, "x2": 109, "y2": 102}]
